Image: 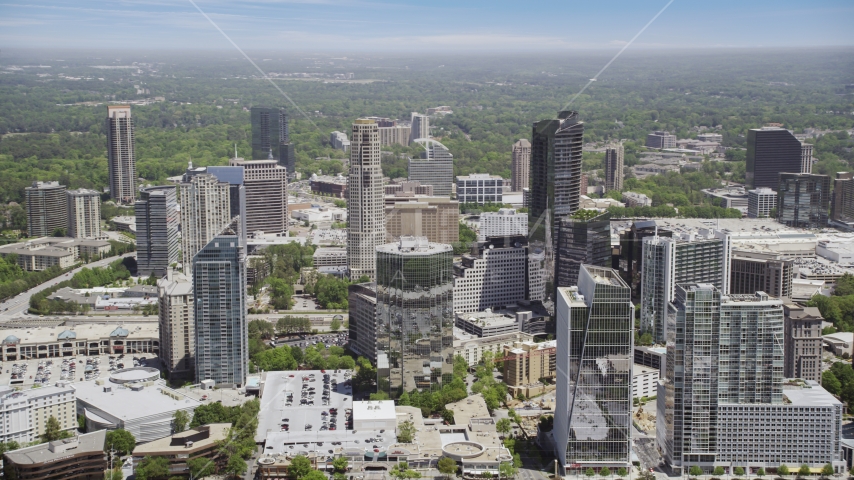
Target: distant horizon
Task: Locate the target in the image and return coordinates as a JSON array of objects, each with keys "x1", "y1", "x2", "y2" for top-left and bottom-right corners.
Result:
[{"x1": 1, "y1": 1, "x2": 852, "y2": 52}]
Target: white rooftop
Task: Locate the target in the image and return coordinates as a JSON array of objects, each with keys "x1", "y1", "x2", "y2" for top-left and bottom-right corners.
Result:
[
  {"x1": 353, "y1": 400, "x2": 396, "y2": 421},
  {"x1": 74, "y1": 378, "x2": 201, "y2": 421}
]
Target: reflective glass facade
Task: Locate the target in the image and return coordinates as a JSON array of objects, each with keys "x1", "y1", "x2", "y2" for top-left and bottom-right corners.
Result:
[
  {"x1": 376, "y1": 237, "x2": 454, "y2": 398},
  {"x1": 555, "y1": 265, "x2": 633, "y2": 472},
  {"x1": 555, "y1": 211, "x2": 611, "y2": 289}
]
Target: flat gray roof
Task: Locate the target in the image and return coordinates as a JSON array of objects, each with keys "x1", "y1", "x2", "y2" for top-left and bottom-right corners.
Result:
[
  {"x1": 4, "y1": 430, "x2": 106, "y2": 465},
  {"x1": 75, "y1": 379, "x2": 201, "y2": 421}
]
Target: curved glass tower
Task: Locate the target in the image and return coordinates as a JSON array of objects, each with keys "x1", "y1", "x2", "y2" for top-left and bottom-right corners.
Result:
[{"x1": 376, "y1": 236, "x2": 454, "y2": 398}]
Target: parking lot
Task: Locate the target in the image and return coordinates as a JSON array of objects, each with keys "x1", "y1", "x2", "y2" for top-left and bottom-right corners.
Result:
[
  {"x1": 0, "y1": 352, "x2": 160, "y2": 388},
  {"x1": 273, "y1": 332, "x2": 349, "y2": 349}
]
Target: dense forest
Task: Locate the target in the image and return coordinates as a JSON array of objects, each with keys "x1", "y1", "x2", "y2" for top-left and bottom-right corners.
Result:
[{"x1": 0, "y1": 48, "x2": 852, "y2": 209}]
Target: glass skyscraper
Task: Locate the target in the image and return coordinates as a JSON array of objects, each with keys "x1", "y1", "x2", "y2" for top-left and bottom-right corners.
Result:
[
  {"x1": 193, "y1": 220, "x2": 248, "y2": 387},
  {"x1": 555, "y1": 211, "x2": 611, "y2": 289},
  {"x1": 555, "y1": 265, "x2": 633, "y2": 474},
  {"x1": 375, "y1": 237, "x2": 454, "y2": 398},
  {"x1": 250, "y1": 107, "x2": 295, "y2": 174},
  {"x1": 135, "y1": 186, "x2": 180, "y2": 278}
]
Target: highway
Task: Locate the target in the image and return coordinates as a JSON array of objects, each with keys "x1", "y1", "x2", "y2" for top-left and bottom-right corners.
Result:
[{"x1": 0, "y1": 252, "x2": 136, "y2": 321}]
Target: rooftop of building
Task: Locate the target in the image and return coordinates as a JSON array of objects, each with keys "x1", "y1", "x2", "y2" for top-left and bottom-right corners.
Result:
[
  {"x1": 132, "y1": 423, "x2": 231, "y2": 456},
  {"x1": 376, "y1": 236, "x2": 452, "y2": 255},
  {"x1": 456, "y1": 173, "x2": 501, "y2": 181},
  {"x1": 782, "y1": 380, "x2": 842, "y2": 406},
  {"x1": 353, "y1": 400, "x2": 396, "y2": 421},
  {"x1": 0, "y1": 324, "x2": 160, "y2": 345},
  {"x1": 455, "y1": 303, "x2": 550, "y2": 325},
  {"x1": 452, "y1": 328, "x2": 533, "y2": 347},
  {"x1": 0, "y1": 383, "x2": 75, "y2": 404},
  {"x1": 75, "y1": 378, "x2": 201, "y2": 422},
  {"x1": 506, "y1": 339, "x2": 557, "y2": 355},
  {"x1": 4, "y1": 430, "x2": 106, "y2": 466},
  {"x1": 67, "y1": 188, "x2": 101, "y2": 196}
]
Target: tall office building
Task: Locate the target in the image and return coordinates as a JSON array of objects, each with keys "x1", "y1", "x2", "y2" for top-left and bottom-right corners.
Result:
[
  {"x1": 660, "y1": 284, "x2": 843, "y2": 474},
  {"x1": 618, "y1": 221, "x2": 671, "y2": 297},
  {"x1": 783, "y1": 304, "x2": 823, "y2": 383},
  {"x1": 746, "y1": 127, "x2": 810, "y2": 190},
  {"x1": 478, "y1": 208, "x2": 528, "y2": 241},
  {"x1": 66, "y1": 189, "x2": 101, "y2": 239},
  {"x1": 776, "y1": 173, "x2": 831, "y2": 228},
  {"x1": 801, "y1": 143, "x2": 814, "y2": 173},
  {"x1": 376, "y1": 237, "x2": 453, "y2": 398},
  {"x1": 158, "y1": 269, "x2": 194, "y2": 379},
  {"x1": 529, "y1": 111, "x2": 584, "y2": 266},
  {"x1": 831, "y1": 172, "x2": 854, "y2": 227},
  {"x1": 180, "y1": 174, "x2": 233, "y2": 277},
  {"x1": 554, "y1": 265, "x2": 633, "y2": 475},
  {"x1": 555, "y1": 211, "x2": 611, "y2": 289},
  {"x1": 378, "y1": 120, "x2": 411, "y2": 147},
  {"x1": 25, "y1": 181, "x2": 67, "y2": 237},
  {"x1": 250, "y1": 107, "x2": 295, "y2": 174},
  {"x1": 347, "y1": 119, "x2": 384, "y2": 281},
  {"x1": 193, "y1": 220, "x2": 247, "y2": 387},
  {"x1": 135, "y1": 186, "x2": 180, "y2": 278},
  {"x1": 106, "y1": 106, "x2": 137, "y2": 204},
  {"x1": 385, "y1": 197, "x2": 459, "y2": 245},
  {"x1": 511, "y1": 139, "x2": 531, "y2": 192},
  {"x1": 729, "y1": 252, "x2": 793, "y2": 299},
  {"x1": 409, "y1": 112, "x2": 429, "y2": 144},
  {"x1": 604, "y1": 144, "x2": 624, "y2": 192},
  {"x1": 453, "y1": 236, "x2": 538, "y2": 313},
  {"x1": 640, "y1": 234, "x2": 724, "y2": 343},
  {"x1": 229, "y1": 157, "x2": 288, "y2": 234},
  {"x1": 409, "y1": 139, "x2": 454, "y2": 197}
]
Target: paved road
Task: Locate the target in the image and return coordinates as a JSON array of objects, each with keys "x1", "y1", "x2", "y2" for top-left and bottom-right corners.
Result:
[{"x1": 0, "y1": 252, "x2": 136, "y2": 321}]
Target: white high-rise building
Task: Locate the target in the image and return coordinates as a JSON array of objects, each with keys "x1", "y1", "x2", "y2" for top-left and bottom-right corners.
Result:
[
  {"x1": 453, "y1": 236, "x2": 537, "y2": 313},
  {"x1": 0, "y1": 383, "x2": 76, "y2": 444},
  {"x1": 179, "y1": 174, "x2": 232, "y2": 277},
  {"x1": 66, "y1": 189, "x2": 101, "y2": 239},
  {"x1": 347, "y1": 119, "x2": 384, "y2": 281},
  {"x1": 158, "y1": 269, "x2": 194, "y2": 379},
  {"x1": 555, "y1": 265, "x2": 633, "y2": 474},
  {"x1": 106, "y1": 105, "x2": 137, "y2": 205},
  {"x1": 478, "y1": 208, "x2": 528, "y2": 241},
  {"x1": 409, "y1": 112, "x2": 429, "y2": 144}
]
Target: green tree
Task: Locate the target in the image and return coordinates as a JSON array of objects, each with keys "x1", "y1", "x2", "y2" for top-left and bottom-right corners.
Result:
[
  {"x1": 600, "y1": 467, "x2": 611, "y2": 478},
  {"x1": 821, "y1": 464, "x2": 834, "y2": 477},
  {"x1": 225, "y1": 455, "x2": 248, "y2": 477},
  {"x1": 799, "y1": 465, "x2": 811, "y2": 477},
  {"x1": 390, "y1": 462, "x2": 421, "y2": 480},
  {"x1": 757, "y1": 468, "x2": 765, "y2": 477},
  {"x1": 188, "y1": 457, "x2": 216, "y2": 479},
  {"x1": 105, "y1": 429, "x2": 136, "y2": 456},
  {"x1": 398, "y1": 420, "x2": 416, "y2": 443},
  {"x1": 734, "y1": 467, "x2": 744, "y2": 476},
  {"x1": 41, "y1": 416, "x2": 72, "y2": 442},
  {"x1": 586, "y1": 468, "x2": 596, "y2": 478},
  {"x1": 822, "y1": 370, "x2": 842, "y2": 396},
  {"x1": 834, "y1": 274, "x2": 854, "y2": 296},
  {"x1": 333, "y1": 456, "x2": 348, "y2": 473},
  {"x1": 135, "y1": 456, "x2": 170, "y2": 480},
  {"x1": 172, "y1": 410, "x2": 190, "y2": 433},
  {"x1": 288, "y1": 455, "x2": 313, "y2": 479},
  {"x1": 330, "y1": 317, "x2": 341, "y2": 331},
  {"x1": 305, "y1": 471, "x2": 330, "y2": 480},
  {"x1": 690, "y1": 466, "x2": 704, "y2": 476},
  {"x1": 713, "y1": 467, "x2": 725, "y2": 476},
  {"x1": 495, "y1": 418, "x2": 512, "y2": 436},
  {"x1": 499, "y1": 462, "x2": 518, "y2": 480},
  {"x1": 438, "y1": 457, "x2": 458, "y2": 479},
  {"x1": 104, "y1": 468, "x2": 123, "y2": 480},
  {"x1": 0, "y1": 440, "x2": 20, "y2": 455},
  {"x1": 617, "y1": 468, "x2": 628, "y2": 478},
  {"x1": 779, "y1": 465, "x2": 790, "y2": 476}
]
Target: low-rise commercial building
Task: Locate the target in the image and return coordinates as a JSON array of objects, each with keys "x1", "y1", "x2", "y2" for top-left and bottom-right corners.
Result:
[
  {"x1": 0, "y1": 325, "x2": 159, "y2": 362},
  {"x1": 75, "y1": 371, "x2": 200, "y2": 443},
  {"x1": 292, "y1": 207, "x2": 347, "y2": 224},
  {"x1": 2, "y1": 430, "x2": 107, "y2": 480},
  {"x1": 632, "y1": 365, "x2": 659, "y2": 399},
  {"x1": 0, "y1": 237, "x2": 111, "y2": 272},
  {"x1": 131, "y1": 423, "x2": 231, "y2": 477},
  {"x1": 309, "y1": 174, "x2": 348, "y2": 198},
  {"x1": 748, "y1": 188, "x2": 777, "y2": 218},
  {"x1": 622, "y1": 191, "x2": 652, "y2": 207},
  {"x1": 454, "y1": 329, "x2": 533, "y2": 368},
  {"x1": 313, "y1": 247, "x2": 347, "y2": 268},
  {"x1": 456, "y1": 174, "x2": 504, "y2": 204},
  {"x1": 454, "y1": 303, "x2": 552, "y2": 337},
  {"x1": 330, "y1": 131, "x2": 350, "y2": 152}
]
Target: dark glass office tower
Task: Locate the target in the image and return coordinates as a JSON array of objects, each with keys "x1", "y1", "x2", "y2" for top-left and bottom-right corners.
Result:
[
  {"x1": 555, "y1": 210, "x2": 611, "y2": 289},
  {"x1": 529, "y1": 111, "x2": 584, "y2": 285},
  {"x1": 746, "y1": 127, "x2": 807, "y2": 190},
  {"x1": 375, "y1": 237, "x2": 454, "y2": 398},
  {"x1": 250, "y1": 107, "x2": 295, "y2": 174},
  {"x1": 135, "y1": 186, "x2": 180, "y2": 278},
  {"x1": 776, "y1": 172, "x2": 831, "y2": 228}
]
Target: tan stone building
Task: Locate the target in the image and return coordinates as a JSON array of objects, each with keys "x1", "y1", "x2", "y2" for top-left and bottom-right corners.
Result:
[
  {"x1": 784, "y1": 304, "x2": 823, "y2": 382},
  {"x1": 502, "y1": 339, "x2": 556, "y2": 397},
  {"x1": 384, "y1": 195, "x2": 459, "y2": 245},
  {"x1": 132, "y1": 423, "x2": 230, "y2": 477}
]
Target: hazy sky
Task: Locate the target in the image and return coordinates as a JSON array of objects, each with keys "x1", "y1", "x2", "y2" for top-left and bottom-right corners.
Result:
[{"x1": 1, "y1": 0, "x2": 852, "y2": 52}]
